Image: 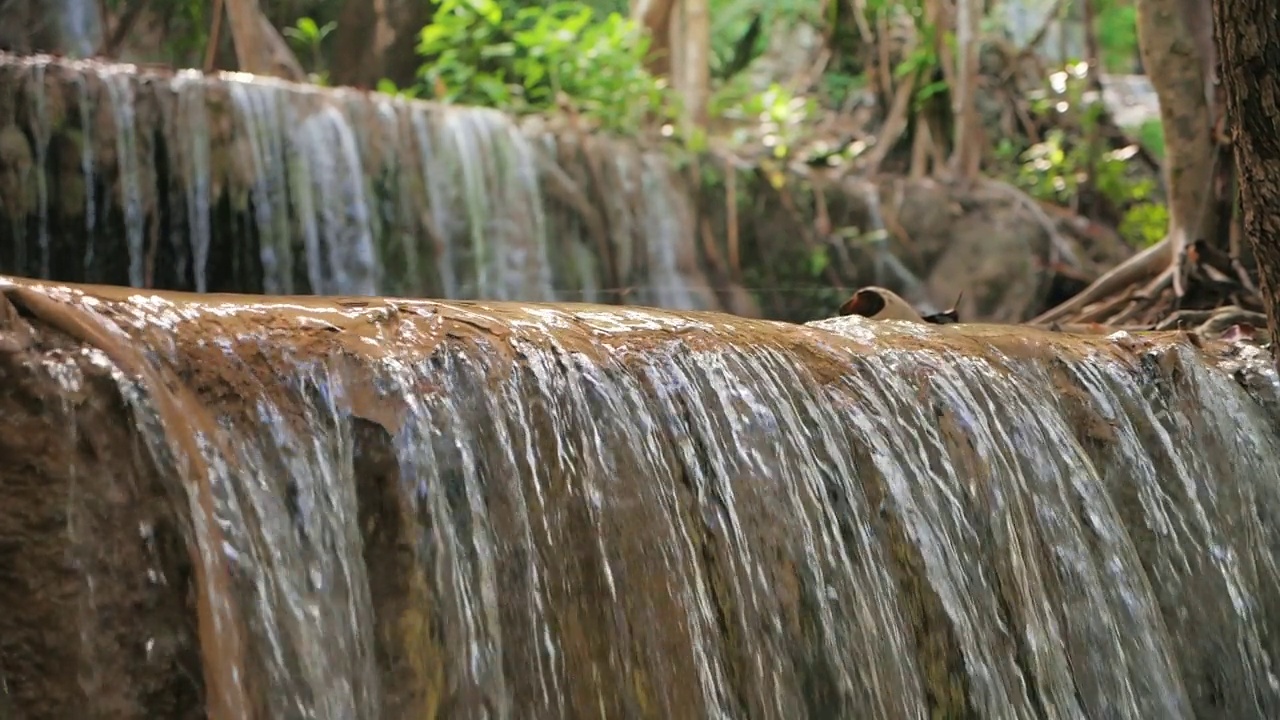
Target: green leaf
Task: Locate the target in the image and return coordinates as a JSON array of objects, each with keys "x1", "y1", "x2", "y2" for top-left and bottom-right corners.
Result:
[
  {"x1": 808, "y1": 247, "x2": 830, "y2": 277},
  {"x1": 480, "y1": 42, "x2": 517, "y2": 59},
  {"x1": 914, "y1": 80, "x2": 948, "y2": 108},
  {"x1": 297, "y1": 17, "x2": 319, "y2": 39},
  {"x1": 419, "y1": 24, "x2": 450, "y2": 52}
]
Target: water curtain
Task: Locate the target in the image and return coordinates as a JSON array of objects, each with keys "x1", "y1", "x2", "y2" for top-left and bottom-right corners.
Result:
[
  {"x1": 0, "y1": 277, "x2": 1278, "y2": 718},
  {"x1": 0, "y1": 53, "x2": 718, "y2": 309}
]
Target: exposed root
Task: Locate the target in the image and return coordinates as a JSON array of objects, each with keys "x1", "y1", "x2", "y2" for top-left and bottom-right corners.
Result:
[
  {"x1": 1032, "y1": 237, "x2": 1172, "y2": 324},
  {"x1": 1030, "y1": 231, "x2": 1266, "y2": 337}
]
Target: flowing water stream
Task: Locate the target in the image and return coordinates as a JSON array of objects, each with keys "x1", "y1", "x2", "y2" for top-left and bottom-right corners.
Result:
[
  {"x1": 2, "y1": 280, "x2": 1278, "y2": 719},
  {"x1": 0, "y1": 54, "x2": 719, "y2": 309}
]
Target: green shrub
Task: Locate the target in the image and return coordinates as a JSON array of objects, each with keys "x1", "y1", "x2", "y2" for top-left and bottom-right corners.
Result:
[{"x1": 415, "y1": 0, "x2": 674, "y2": 132}]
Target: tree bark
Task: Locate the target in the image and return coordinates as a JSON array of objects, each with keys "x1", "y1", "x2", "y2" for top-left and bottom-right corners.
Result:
[
  {"x1": 1137, "y1": 0, "x2": 1217, "y2": 290},
  {"x1": 674, "y1": 0, "x2": 710, "y2": 133},
  {"x1": 1214, "y1": 0, "x2": 1280, "y2": 368},
  {"x1": 223, "y1": 0, "x2": 306, "y2": 81},
  {"x1": 634, "y1": 0, "x2": 709, "y2": 136},
  {"x1": 329, "y1": 0, "x2": 432, "y2": 89},
  {"x1": 632, "y1": 0, "x2": 675, "y2": 76}
]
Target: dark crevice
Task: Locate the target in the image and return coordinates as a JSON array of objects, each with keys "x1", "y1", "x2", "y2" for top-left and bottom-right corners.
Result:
[{"x1": 669, "y1": 392, "x2": 750, "y2": 719}]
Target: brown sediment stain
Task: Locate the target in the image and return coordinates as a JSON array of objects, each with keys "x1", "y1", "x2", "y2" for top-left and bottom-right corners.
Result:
[
  {"x1": 0, "y1": 276, "x2": 1226, "y2": 380},
  {"x1": 0, "y1": 284, "x2": 252, "y2": 720},
  {"x1": 0, "y1": 294, "x2": 202, "y2": 717},
  {"x1": 1047, "y1": 363, "x2": 1119, "y2": 447}
]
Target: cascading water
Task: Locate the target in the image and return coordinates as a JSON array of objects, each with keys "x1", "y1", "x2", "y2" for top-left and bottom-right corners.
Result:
[
  {"x1": 0, "y1": 53, "x2": 719, "y2": 309},
  {"x1": 43, "y1": 0, "x2": 103, "y2": 58},
  {"x1": 100, "y1": 63, "x2": 148, "y2": 287},
  {"x1": 2, "y1": 277, "x2": 1278, "y2": 719},
  {"x1": 168, "y1": 70, "x2": 214, "y2": 293}
]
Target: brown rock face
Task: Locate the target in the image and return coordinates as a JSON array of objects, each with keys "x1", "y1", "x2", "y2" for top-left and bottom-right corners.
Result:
[{"x1": 1, "y1": 276, "x2": 1279, "y2": 719}]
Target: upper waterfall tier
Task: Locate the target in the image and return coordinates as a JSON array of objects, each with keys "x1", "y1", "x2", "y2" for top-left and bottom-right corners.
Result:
[
  {"x1": 0, "y1": 53, "x2": 731, "y2": 311},
  {"x1": 1, "y1": 52, "x2": 1110, "y2": 324}
]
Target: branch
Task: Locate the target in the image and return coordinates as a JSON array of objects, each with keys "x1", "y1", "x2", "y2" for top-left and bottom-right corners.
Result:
[{"x1": 101, "y1": 0, "x2": 151, "y2": 57}]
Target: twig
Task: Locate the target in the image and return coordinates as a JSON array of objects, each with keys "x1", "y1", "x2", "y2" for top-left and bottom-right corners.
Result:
[
  {"x1": 101, "y1": 0, "x2": 151, "y2": 57},
  {"x1": 882, "y1": 178, "x2": 921, "y2": 264},
  {"x1": 1155, "y1": 307, "x2": 1216, "y2": 330},
  {"x1": 950, "y1": 0, "x2": 981, "y2": 178},
  {"x1": 698, "y1": 217, "x2": 727, "y2": 276},
  {"x1": 764, "y1": 174, "x2": 844, "y2": 288},
  {"x1": 1032, "y1": 237, "x2": 1172, "y2": 324},
  {"x1": 1019, "y1": 0, "x2": 1068, "y2": 56},
  {"x1": 1078, "y1": 285, "x2": 1137, "y2": 323},
  {"x1": 928, "y1": 0, "x2": 958, "y2": 104},
  {"x1": 978, "y1": 178, "x2": 1080, "y2": 268},
  {"x1": 725, "y1": 157, "x2": 740, "y2": 280},
  {"x1": 850, "y1": 0, "x2": 876, "y2": 52},
  {"x1": 909, "y1": 121, "x2": 931, "y2": 177},
  {"x1": 814, "y1": 183, "x2": 858, "y2": 278},
  {"x1": 862, "y1": 71, "x2": 917, "y2": 174},
  {"x1": 874, "y1": 9, "x2": 893, "y2": 100},
  {"x1": 1197, "y1": 307, "x2": 1269, "y2": 335}
]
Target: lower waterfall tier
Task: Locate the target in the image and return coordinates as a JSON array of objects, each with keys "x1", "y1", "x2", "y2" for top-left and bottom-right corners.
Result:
[{"x1": 1, "y1": 276, "x2": 1278, "y2": 719}]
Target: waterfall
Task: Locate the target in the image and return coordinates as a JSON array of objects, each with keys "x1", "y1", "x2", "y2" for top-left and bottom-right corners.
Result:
[
  {"x1": 40, "y1": 0, "x2": 104, "y2": 59},
  {"x1": 0, "y1": 53, "x2": 718, "y2": 310},
  {"x1": 2, "y1": 277, "x2": 1278, "y2": 719}
]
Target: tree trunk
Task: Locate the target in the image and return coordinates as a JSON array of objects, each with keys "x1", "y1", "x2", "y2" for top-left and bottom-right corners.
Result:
[
  {"x1": 674, "y1": 0, "x2": 710, "y2": 133},
  {"x1": 329, "y1": 0, "x2": 432, "y2": 89},
  {"x1": 1214, "y1": 0, "x2": 1280, "y2": 368},
  {"x1": 223, "y1": 0, "x2": 306, "y2": 81},
  {"x1": 1137, "y1": 0, "x2": 1217, "y2": 280},
  {"x1": 634, "y1": 0, "x2": 709, "y2": 136},
  {"x1": 632, "y1": 0, "x2": 675, "y2": 76}
]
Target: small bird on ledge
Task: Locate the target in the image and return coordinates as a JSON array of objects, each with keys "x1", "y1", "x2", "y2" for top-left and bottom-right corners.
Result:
[{"x1": 838, "y1": 286, "x2": 961, "y2": 325}]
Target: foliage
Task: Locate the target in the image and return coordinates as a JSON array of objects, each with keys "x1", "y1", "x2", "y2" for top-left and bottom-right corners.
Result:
[
  {"x1": 284, "y1": 16, "x2": 337, "y2": 84},
  {"x1": 993, "y1": 63, "x2": 1168, "y2": 248},
  {"x1": 1094, "y1": 0, "x2": 1141, "y2": 72},
  {"x1": 998, "y1": 129, "x2": 1167, "y2": 248},
  {"x1": 1117, "y1": 197, "x2": 1169, "y2": 246},
  {"x1": 414, "y1": 0, "x2": 673, "y2": 132},
  {"x1": 709, "y1": 81, "x2": 818, "y2": 158},
  {"x1": 811, "y1": 0, "x2": 942, "y2": 115},
  {"x1": 376, "y1": 78, "x2": 420, "y2": 99},
  {"x1": 706, "y1": 0, "x2": 820, "y2": 78}
]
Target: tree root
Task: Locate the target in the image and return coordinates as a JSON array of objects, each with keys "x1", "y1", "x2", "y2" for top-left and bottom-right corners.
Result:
[
  {"x1": 1155, "y1": 304, "x2": 1268, "y2": 333},
  {"x1": 1032, "y1": 237, "x2": 1173, "y2": 324},
  {"x1": 1031, "y1": 232, "x2": 1265, "y2": 336}
]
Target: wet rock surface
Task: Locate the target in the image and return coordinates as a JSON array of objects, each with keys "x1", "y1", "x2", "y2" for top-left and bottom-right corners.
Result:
[{"x1": 1, "y1": 277, "x2": 1278, "y2": 719}]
